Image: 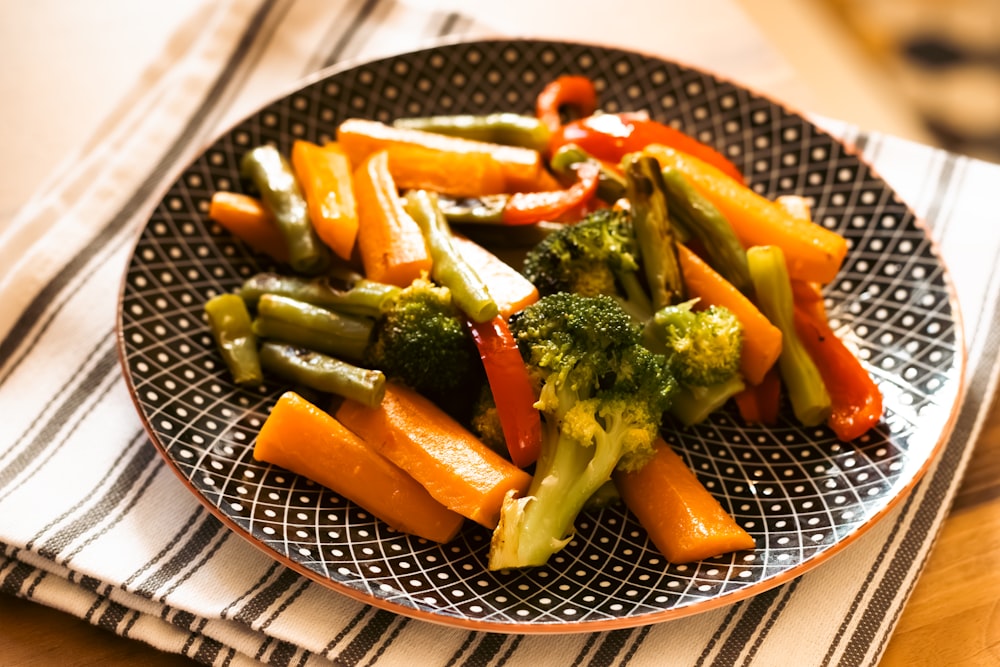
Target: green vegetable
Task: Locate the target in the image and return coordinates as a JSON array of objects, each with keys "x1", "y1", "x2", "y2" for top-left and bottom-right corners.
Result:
[
  {"x1": 240, "y1": 145, "x2": 332, "y2": 275},
  {"x1": 432, "y1": 194, "x2": 507, "y2": 224},
  {"x1": 252, "y1": 294, "x2": 374, "y2": 362},
  {"x1": 488, "y1": 293, "x2": 675, "y2": 570},
  {"x1": 393, "y1": 112, "x2": 551, "y2": 152},
  {"x1": 259, "y1": 342, "x2": 386, "y2": 408},
  {"x1": 204, "y1": 293, "x2": 263, "y2": 386},
  {"x1": 469, "y1": 384, "x2": 509, "y2": 458},
  {"x1": 402, "y1": 189, "x2": 499, "y2": 323},
  {"x1": 240, "y1": 272, "x2": 399, "y2": 318},
  {"x1": 549, "y1": 143, "x2": 626, "y2": 203},
  {"x1": 747, "y1": 245, "x2": 831, "y2": 426},
  {"x1": 521, "y1": 208, "x2": 653, "y2": 322},
  {"x1": 624, "y1": 155, "x2": 685, "y2": 309},
  {"x1": 669, "y1": 375, "x2": 747, "y2": 426},
  {"x1": 660, "y1": 167, "x2": 753, "y2": 296}
]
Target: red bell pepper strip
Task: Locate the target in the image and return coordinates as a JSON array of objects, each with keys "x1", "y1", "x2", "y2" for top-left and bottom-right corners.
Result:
[
  {"x1": 467, "y1": 315, "x2": 543, "y2": 468},
  {"x1": 502, "y1": 161, "x2": 599, "y2": 225},
  {"x1": 536, "y1": 75, "x2": 598, "y2": 139},
  {"x1": 733, "y1": 365, "x2": 782, "y2": 426},
  {"x1": 551, "y1": 113, "x2": 745, "y2": 184},
  {"x1": 793, "y1": 305, "x2": 883, "y2": 441}
]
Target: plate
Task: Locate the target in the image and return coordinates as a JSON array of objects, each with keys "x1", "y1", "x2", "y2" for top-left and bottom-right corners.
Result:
[{"x1": 117, "y1": 39, "x2": 963, "y2": 632}]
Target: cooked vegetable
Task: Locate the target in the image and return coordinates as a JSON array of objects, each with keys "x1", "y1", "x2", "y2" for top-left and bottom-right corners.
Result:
[
  {"x1": 535, "y1": 75, "x2": 598, "y2": 140},
  {"x1": 336, "y1": 382, "x2": 532, "y2": 529},
  {"x1": 290, "y1": 140, "x2": 358, "y2": 260},
  {"x1": 549, "y1": 143, "x2": 627, "y2": 203},
  {"x1": 644, "y1": 144, "x2": 848, "y2": 284},
  {"x1": 624, "y1": 155, "x2": 685, "y2": 309},
  {"x1": 613, "y1": 438, "x2": 755, "y2": 563},
  {"x1": 239, "y1": 145, "x2": 332, "y2": 275},
  {"x1": 208, "y1": 191, "x2": 289, "y2": 262},
  {"x1": 401, "y1": 189, "x2": 498, "y2": 323},
  {"x1": 451, "y1": 235, "x2": 539, "y2": 318},
  {"x1": 794, "y1": 304, "x2": 883, "y2": 440},
  {"x1": 501, "y1": 161, "x2": 600, "y2": 225},
  {"x1": 337, "y1": 118, "x2": 544, "y2": 193},
  {"x1": 258, "y1": 342, "x2": 385, "y2": 407},
  {"x1": 467, "y1": 315, "x2": 542, "y2": 468},
  {"x1": 488, "y1": 293, "x2": 676, "y2": 570},
  {"x1": 239, "y1": 271, "x2": 399, "y2": 318},
  {"x1": 353, "y1": 150, "x2": 432, "y2": 287},
  {"x1": 393, "y1": 113, "x2": 551, "y2": 153},
  {"x1": 255, "y1": 391, "x2": 465, "y2": 543},
  {"x1": 734, "y1": 366, "x2": 782, "y2": 425},
  {"x1": 747, "y1": 245, "x2": 831, "y2": 426},
  {"x1": 677, "y1": 244, "x2": 782, "y2": 386},
  {"x1": 252, "y1": 293, "x2": 373, "y2": 362},
  {"x1": 204, "y1": 293, "x2": 263, "y2": 386}
]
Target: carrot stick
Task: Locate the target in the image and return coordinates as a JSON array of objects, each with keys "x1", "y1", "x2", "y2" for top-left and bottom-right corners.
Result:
[
  {"x1": 733, "y1": 365, "x2": 782, "y2": 425},
  {"x1": 254, "y1": 392, "x2": 465, "y2": 543},
  {"x1": 793, "y1": 304, "x2": 883, "y2": 441},
  {"x1": 290, "y1": 140, "x2": 358, "y2": 261},
  {"x1": 352, "y1": 150, "x2": 432, "y2": 287},
  {"x1": 451, "y1": 235, "x2": 539, "y2": 318},
  {"x1": 614, "y1": 438, "x2": 755, "y2": 563},
  {"x1": 644, "y1": 144, "x2": 848, "y2": 284},
  {"x1": 337, "y1": 118, "x2": 543, "y2": 193},
  {"x1": 208, "y1": 191, "x2": 289, "y2": 263},
  {"x1": 378, "y1": 143, "x2": 506, "y2": 197},
  {"x1": 335, "y1": 382, "x2": 532, "y2": 529},
  {"x1": 677, "y1": 243, "x2": 783, "y2": 385}
]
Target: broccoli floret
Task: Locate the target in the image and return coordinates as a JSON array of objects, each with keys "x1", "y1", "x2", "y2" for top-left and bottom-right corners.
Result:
[
  {"x1": 488, "y1": 293, "x2": 676, "y2": 570},
  {"x1": 365, "y1": 278, "x2": 480, "y2": 406},
  {"x1": 521, "y1": 209, "x2": 654, "y2": 322},
  {"x1": 469, "y1": 384, "x2": 508, "y2": 458},
  {"x1": 644, "y1": 298, "x2": 746, "y2": 426}
]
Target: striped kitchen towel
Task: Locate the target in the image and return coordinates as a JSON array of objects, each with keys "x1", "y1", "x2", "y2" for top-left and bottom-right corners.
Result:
[{"x1": 2, "y1": 1, "x2": 999, "y2": 665}]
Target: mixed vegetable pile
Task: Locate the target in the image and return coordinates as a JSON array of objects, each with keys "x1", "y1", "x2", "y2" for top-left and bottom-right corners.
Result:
[{"x1": 203, "y1": 75, "x2": 883, "y2": 570}]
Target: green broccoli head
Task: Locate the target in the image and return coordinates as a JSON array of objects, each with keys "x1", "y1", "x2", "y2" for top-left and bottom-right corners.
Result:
[
  {"x1": 365, "y1": 278, "x2": 480, "y2": 402},
  {"x1": 469, "y1": 384, "x2": 508, "y2": 457},
  {"x1": 646, "y1": 298, "x2": 743, "y2": 388}
]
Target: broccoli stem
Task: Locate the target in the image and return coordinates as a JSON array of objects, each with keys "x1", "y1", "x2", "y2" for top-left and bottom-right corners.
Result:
[
  {"x1": 624, "y1": 155, "x2": 685, "y2": 309},
  {"x1": 204, "y1": 293, "x2": 263, "y2": 387},
  {"x1": 239, "y1": 272, "x2": 399, "y2": 318},
  {"x1": 253, "y1": 294, "x2": 373, "y2": 362},
  {"x1": 747, "y1": 245, "x2": 831, "y2": 426},
  {"x1": 660, "y1": 167, "x2": 754, "y2": 297},
  {"x1": 668, "y1": 375, "x2": 747, "y2": 426},
  {"x1": 258, "y1": 342, "x2": 386, "y2": 407},
  {"x1": 403, "y1": 189, "x2": 499, "y2": 323}
]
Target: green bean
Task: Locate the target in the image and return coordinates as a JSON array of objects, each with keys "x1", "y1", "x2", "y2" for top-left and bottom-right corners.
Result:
[
  {"x1": 549, "y1": 144, "x2": 626, "y2": 203},
  {"x1": 624, "y1": 155, "x2": 685, "y2": 309},
  {"x1": 661, "y1": 167, "x2": 754, "y2": 297},
  {"x1": 253, "y1": 294, "x2": 373, "y2": 361},
  {"x1": 393, "y1": 113, "x2": 550, "y2": 152},
  {"x1": 434, "y1": 194, "x2": 508, "y2": 225},
  {"x1": 239, "y1": 145, "x2": 331, "y2": 275},
  {"x1": 402, "y1": 189, "x2": 499, "y2": 323},
  {"x1": 204, "y1": 293, "x2": 263, "y2": 386},
  {"x1": 259, "y1": 342, "x2": 386, "y2": 407},
  {"x1": 239, "y1": 272, "x2": 399, "y2": 317}
]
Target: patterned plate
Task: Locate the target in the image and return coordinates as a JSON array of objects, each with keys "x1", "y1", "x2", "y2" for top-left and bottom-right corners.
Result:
[{"x1": 117, "y1": 39, "x2": 963, "y2": 632}]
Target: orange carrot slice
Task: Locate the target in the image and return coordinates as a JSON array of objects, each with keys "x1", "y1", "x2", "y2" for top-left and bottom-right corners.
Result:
[
  {"x1": 614, "y1": 438, "x2": 755, "y2": 563},
  {"x1": 290, "y1": 140, "x2": 358, "y2": 260},
  {"x1": 451, "y1": 235, "x2": 539, "y2": 318},
  {"x1": 677, "y1": 243, "x2": 782, "y2": 385},
  {"x1": 208, "y1": 191, "x2": 289, "y2": 263},
  {"x1": 352, "y1": 150, "x2": 432, "y2": 287},
  {"x1": 336, "y1": 382, "x2": 532, "y2": 529},
  {"x1": 254, "y1": 392, "x2": 465, "y2": 543}
]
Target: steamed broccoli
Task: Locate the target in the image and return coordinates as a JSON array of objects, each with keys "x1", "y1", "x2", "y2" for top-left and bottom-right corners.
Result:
[
  {"x1": 644, "y1": 299, "x2": 746, "y2": 426},
  {"x1": 521, "y1": 209, "x2": 655, "y2": 322},
  {"x1": 488, "y1": 293, "x2": 676, "y2": 570},
  {"x1": 365, "y1": 278, "x2": 480, "y2": 407}
]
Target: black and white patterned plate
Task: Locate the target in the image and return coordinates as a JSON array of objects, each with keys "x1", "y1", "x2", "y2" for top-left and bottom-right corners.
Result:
[{"x1": 117, "y1": 39, "x2": 963, "y2": 632}]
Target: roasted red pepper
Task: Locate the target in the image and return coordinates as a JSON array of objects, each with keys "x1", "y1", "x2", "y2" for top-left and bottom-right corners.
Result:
[
  {"x1": 502, "y1": 161, "x2": 599, "y2": 225},
  {"x1": 535, "y1": 75, "x2": 598, "y2": 139},
  {"x1": 467, "y1": 316, "x2": 542, "y2": 468},
  {"x1": 551, "y1": 112, "x2": 745, "y2": 183}
]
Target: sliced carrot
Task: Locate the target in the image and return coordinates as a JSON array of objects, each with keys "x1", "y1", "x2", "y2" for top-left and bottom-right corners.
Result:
[
  {"x1": 644, "y1": 144, "x2": 848, "y2": 284},
  {"x1": 352, "y1": 150, "x2": 432, "y2": 287},
  {"x1": 337, "y1": 118, "x2": 543, "y2": 193},
  {"x1": 208, "y1": 191, "x2": 289, "y2": 263},
  {"x1": 451, "y1": 235, "x2": 539, "y2": 318},
  {"x1": 336, "y1": 382, "x2": 532, "y2": 529},
  {"x1": 733, "y1": 365, "x2": 782, "y2": 425},
  {"x1": 677, "y1": 243, "x2": 783, "y2": 385},
  {"x1": 614, "y1": 438, "x2": 755, "y2": 563},
  {"x1": 379, "y1": 143, "x2": 506, "y2": 197},
  {"x1": 254, "y1": 392, "x2": 465, "y2": 543},
  {"x1": 290, "y1": 140, "x2": 358, "y2": 260}
]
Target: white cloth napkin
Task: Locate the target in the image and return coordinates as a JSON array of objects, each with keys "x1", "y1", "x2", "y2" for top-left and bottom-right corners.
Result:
[{"x1": 2, "y1": 1, "x2": 999, "y2": 665}]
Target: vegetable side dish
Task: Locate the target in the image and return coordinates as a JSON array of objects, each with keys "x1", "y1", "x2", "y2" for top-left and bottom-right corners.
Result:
[{"x1": 203, "y1": 75, "x2": 883, "y2": 571}]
